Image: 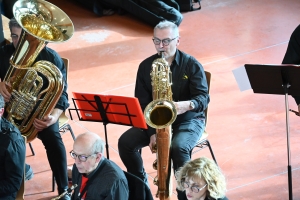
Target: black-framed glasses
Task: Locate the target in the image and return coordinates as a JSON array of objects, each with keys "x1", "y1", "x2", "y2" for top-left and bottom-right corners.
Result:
[
  {"x1": 10, "y1": 34, "x2": 19, "y2": 40},
  {"x1": 181, "y1": 180, "x2": 207, "y2": 193},
  {"x1": 152, "y1": 36, "x2": 178, "y2": 46},
  {"x1": 70, "y1": 150, "x2": 97, "y2": 162}
]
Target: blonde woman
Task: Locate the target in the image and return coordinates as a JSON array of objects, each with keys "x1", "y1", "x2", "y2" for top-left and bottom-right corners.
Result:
[{"x1": 176, "y1": 157, "x2": 228, "y2": 200}]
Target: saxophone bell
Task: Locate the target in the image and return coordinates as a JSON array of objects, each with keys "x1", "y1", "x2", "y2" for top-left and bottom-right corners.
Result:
[{"x1": 144, "y1": 52, "x2": 175, "y2": 199}]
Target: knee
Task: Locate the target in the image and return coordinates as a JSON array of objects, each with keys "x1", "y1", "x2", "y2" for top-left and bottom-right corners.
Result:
[
  {"x1": 171, "y1": 142, "x2": 190, "y2": 157},
  {"x1": 118, "y1": 131, "x2": 134, "y2": 153}
]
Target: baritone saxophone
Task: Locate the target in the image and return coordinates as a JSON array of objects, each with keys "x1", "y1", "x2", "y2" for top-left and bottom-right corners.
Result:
[{"x1": 144, "y1": 52, "x2": 177, "y2": 200}]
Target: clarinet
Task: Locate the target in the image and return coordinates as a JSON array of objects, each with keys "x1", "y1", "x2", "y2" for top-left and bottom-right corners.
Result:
[{"x1": 51, "y1": 184, "x2": 78, "y2": 200}]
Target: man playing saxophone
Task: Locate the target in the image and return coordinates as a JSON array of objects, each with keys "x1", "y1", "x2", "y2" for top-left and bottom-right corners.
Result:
[
  {"x1": 0, "y1": 18, "x2": 71, "y2": 200},
  {"x1": 118, "y1": 20, "x2": 210, "y2": 200}
]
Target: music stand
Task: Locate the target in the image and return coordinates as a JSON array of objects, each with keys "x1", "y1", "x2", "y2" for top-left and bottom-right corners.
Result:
[
  {"x1": 69, "y1": 92, "x2": 147, "y2": 159},
  {"x1": 244, "y1": 64, "x2": 300, "y2": 200}
]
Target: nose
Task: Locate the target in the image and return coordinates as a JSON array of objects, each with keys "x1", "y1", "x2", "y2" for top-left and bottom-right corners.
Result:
[{"x1": 158, "y1": 41, "x2": 164, "y2": 48}]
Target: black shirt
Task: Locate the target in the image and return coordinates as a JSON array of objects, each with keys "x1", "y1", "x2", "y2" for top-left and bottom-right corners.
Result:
[{"x1": 135, "y1": 49, "x2": 210, "y2": 136}]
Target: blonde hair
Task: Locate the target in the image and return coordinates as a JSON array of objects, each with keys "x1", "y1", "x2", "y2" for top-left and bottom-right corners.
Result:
[{"x1": 176, "y1": 157, "x2": 226, "y2": 199}]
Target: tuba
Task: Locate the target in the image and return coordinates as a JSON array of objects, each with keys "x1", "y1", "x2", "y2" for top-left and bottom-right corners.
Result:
[
  {"x1": 4, "y1": 0, "x2": 74, "y2": 142},
  {"x1": 144, "y1": 52, "x2": 177, "y2": 200}
]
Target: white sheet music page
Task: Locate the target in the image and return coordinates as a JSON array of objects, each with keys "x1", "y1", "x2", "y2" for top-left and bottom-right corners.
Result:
[{"x1": 232, "y1": 66, "x2": 252, "y2": 91}]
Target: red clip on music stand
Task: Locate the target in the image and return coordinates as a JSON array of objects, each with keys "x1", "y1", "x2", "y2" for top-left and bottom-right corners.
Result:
[
  {"x1": 244, "y1": 64, "x2": 300, "y2": 200},
  {"x1": 69, "y1": 92, "x2": 147, "y2": 159}
]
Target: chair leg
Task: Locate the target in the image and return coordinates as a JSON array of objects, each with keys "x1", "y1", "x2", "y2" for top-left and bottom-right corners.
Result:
[
  {"x1": 67, "y1": 124, "x2": 76, "y2": 141},
  {"x1": 28, "y1": 142, "x2": 35, "y2": 156},
  {"x1": 191, "y1": 139, "x2": 218, "y2": 165},
  {"x1": 205, "y1": 140, "x2": 218, "y2": 165}
]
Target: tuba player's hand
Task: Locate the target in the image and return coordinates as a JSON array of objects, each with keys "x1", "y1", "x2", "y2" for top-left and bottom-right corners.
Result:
[
  {"x1": 0, "y1": 81, "x2": 11, "y2": 102},
  {"x1": 34, "y1": 115, "x2": 57, "y2": 131},
  {"x1": 33, "y1": 108, "x2": 63, "y2": 131}
]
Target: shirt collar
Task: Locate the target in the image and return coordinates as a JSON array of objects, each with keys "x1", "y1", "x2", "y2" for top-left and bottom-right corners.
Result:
[{"x1": 173, "y1": 50, "x2": 180, "y2": 66}]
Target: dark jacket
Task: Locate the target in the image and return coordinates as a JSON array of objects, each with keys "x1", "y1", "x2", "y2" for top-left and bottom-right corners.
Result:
[
  {"x1": 0, "y1": 118, "x2": 25, "y2": 200},
  {"x1": 71, "y1": 158, "x2": 129, "y2": 200}
]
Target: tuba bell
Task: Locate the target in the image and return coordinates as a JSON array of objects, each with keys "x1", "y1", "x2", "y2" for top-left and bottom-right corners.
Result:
[
  {"x1": 144, "y1": 52, "x2": 177, "y2": 200},
  {"x1": 4, "y1": 0, "x2": 74, "y2": 142}
]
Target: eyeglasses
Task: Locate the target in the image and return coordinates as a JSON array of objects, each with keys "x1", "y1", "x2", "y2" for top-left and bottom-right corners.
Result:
[
  {"x1": 10, "y1": 34, "x2": 19, "y2": 40},
  {"x1": 152, "y1": 37, "x2": 178, "y2": 46},
  {"x1": 181, "y1": 180, "x2": 207, "y2": 193},
  {"x1": 70, "y1": 150, "x2": 97, "y2": 162}
]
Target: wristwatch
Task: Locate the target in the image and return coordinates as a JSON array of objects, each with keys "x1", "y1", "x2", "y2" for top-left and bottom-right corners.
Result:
[{"x1": 189, "y1": 101, "x2": 195, "y2": 110}]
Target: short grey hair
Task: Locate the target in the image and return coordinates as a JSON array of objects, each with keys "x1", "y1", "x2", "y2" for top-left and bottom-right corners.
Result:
[
  {"x1": 154, "y1": 20, "x2": 179, "y2": 37},
  {"x1": 90, "y1": 136, "x2": 105, "y2": 154},
  {"x1": 0, "y1": 94, "x2": 5, "y2": 109},
  {"x1": 9, "y1": 17, "x2": 21, "y2": 32}
]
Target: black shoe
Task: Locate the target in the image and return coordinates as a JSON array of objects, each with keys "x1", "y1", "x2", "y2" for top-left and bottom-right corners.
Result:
[{"x1": 25, "y1": 164, "x2": 34, "y2": 181}]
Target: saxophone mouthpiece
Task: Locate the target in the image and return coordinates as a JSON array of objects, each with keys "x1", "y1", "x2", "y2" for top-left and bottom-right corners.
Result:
[{"x1": 159, "y1": 51, "x2": 165, "y2": 58}]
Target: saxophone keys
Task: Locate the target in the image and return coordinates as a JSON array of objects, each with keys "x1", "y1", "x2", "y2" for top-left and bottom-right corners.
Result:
[
  {"x1": 153, "y1": 159, "x2": 157, "y2": 170},
  {"x1": 153, "y1": 176, "x2": 158, "y2": 186}
]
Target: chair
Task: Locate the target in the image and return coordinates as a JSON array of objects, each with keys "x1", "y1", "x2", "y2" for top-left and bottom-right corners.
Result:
[
  {"x1": 27, "y1": 57, "x2": 76, "y2": 192},
  {"x1": 190, "y1": 71, "x2": 218, "y2": 165},
  {"x1": 123, "y1": 171, "x2": 154, "y2": 200},
  {"x1": 16, "y1": 136, "x2": 26, "y2": 200}
]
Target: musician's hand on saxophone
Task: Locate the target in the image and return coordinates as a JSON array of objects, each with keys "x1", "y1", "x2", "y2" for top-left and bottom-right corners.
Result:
[
  {"x1": 149, "y1": 134, "x2": 157, "y2": 153},
  {"x1": 33, "y1": 108, "x2": 63, "y2": 131},
  {"x1": 0, "y1": 81, "x2": 11, "y2": 102},
  {"x1": 174, "y1": 101, "x2": 192, "y2": 115}
]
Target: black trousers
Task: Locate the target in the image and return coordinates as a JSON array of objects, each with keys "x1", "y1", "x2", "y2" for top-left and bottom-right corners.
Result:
[
  {"x1": 38, "y1": 121, "x2": 68, "y2": 193},
  {"x1": 118, "y1": 118, "x2": 205, "y2": 200}
]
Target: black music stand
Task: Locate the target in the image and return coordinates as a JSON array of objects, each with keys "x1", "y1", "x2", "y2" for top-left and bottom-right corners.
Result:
[
  {"x1": 69, "y1": 92, "x2": 147, "y2": 159},
  {"x1": 244, "y1": 64, "x2": 300, "y2": 200}
]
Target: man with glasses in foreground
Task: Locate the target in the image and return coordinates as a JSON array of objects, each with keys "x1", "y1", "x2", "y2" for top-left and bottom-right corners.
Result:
[
  {"x1": 176, "y1": 157, "x2": 228, "y2": 200},
  {"x1": 70, "y1": 132, "x2": 129, "y2": 200},
  {"x1": 118, "y1": 20, "x2": 210, "y2": 199}
]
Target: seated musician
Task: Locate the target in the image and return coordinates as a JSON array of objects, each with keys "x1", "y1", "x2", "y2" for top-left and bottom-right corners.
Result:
[
  {"x1": 0, "y1": 94, "x2": 26, "y2": 200},
  {"x1": 118, "y1": 20, "x2": 209, "y2": 200},
  {"x1": 71, "y1": 132, "x2": 129, "y2": 200},
  {"x1": 176, "y1": 157, "x2": 228, "y2": 200},
  {"x1": 0, "y1": 17, "x2": 70, "y2": 199}
]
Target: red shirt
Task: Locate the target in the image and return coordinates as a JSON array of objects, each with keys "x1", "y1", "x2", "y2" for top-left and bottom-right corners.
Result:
[{"x1": 79, "y1": 175, "x2": 88, "y2": 200}]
